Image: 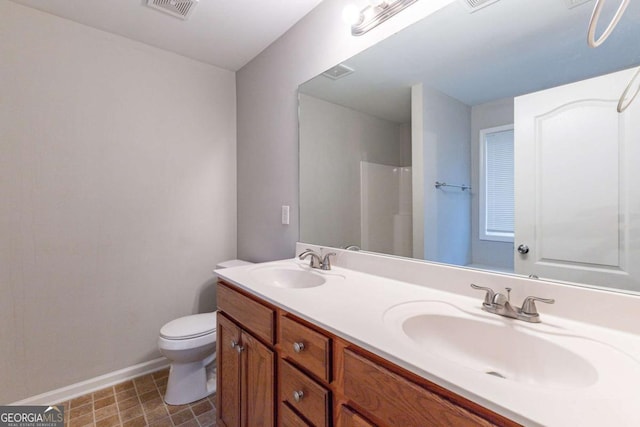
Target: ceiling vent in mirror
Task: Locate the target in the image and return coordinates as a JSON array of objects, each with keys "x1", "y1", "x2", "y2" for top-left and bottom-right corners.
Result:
[
  {"x1": 565, "y1": 0, "x2": 592, "y2": 8},
  {"x1": 146, "y1": 0, "x2": 199, "y2": 20},
  {"x1": 322, "y1": 64, "x2": 355, "y2": 80},
  {"x1": 460, "y1": 0, "x2": 500, "y2": 12}
]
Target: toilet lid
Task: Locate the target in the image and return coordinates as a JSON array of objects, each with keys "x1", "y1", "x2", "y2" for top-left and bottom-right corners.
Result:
[{"x1": 160, "y1": 312, "x2": 217, "y2": 340}]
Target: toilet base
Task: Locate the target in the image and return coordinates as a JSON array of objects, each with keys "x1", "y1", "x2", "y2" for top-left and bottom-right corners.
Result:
[{"x1": 163, "y1": 360, "x2": 216, "y2": 405}]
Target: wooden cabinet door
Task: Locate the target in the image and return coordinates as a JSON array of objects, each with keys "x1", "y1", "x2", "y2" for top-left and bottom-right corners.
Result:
[
  {"x1": 242, "y1": 330, "x2": 275, "y2": 427},
  {"x1": 217, "y1": 314, "x2": 242, "y2": 427}
]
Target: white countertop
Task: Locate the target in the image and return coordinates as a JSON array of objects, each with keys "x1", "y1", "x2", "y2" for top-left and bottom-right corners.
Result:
[{"x1": 216, "y1": 258, "x2": 640, "y2": 427}]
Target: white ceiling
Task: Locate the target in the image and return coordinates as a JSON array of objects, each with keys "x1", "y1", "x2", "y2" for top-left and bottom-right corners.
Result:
[{"x1": 10, "y1": 0, "x2": 324, "y2": 71}]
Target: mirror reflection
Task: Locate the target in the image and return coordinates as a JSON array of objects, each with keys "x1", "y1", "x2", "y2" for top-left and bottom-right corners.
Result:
[{"x1": 299, "y1": 0, "x2": 640, "y2": 293}]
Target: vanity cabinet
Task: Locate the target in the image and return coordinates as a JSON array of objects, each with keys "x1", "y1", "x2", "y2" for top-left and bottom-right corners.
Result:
[
  {"x1": 216, "y1": 283, "x2": 276, "y2": 427},
  {"x1": 216, "y1": 280, "x2": 518, "y2": 427}
]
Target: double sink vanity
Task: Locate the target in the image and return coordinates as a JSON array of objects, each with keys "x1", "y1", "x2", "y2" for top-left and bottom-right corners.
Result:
[
  {"x1": 215, "y1": 244, "x2": 640, "y2": 427},
  {"x1": 218, "y1": 1, "x2": 640, "y2": 425}
]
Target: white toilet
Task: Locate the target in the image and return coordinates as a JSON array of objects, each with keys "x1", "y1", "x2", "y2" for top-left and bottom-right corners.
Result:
[{"x1": 158, "y1": 259, "x2": 253, "y2": 405}]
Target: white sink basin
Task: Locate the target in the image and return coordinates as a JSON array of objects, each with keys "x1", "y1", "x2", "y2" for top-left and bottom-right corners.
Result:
[
  {"x1": 384, "y1": 301, "x2": 599, "y2": 389},
  {"x1": 249, "y1": 265, "x2": 326, "y2": 289}
]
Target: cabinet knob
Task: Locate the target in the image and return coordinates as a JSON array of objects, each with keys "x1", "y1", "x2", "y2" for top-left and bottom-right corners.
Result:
[
  {"x1": 293, "y1": 342, "x2": 305, "y2": 353},
  {"x1": 293, "y1": 390, "x2": 304, "y2": 402},
  {"x1": 231, "y1": 340, "x2": 244, "y2": 352}
]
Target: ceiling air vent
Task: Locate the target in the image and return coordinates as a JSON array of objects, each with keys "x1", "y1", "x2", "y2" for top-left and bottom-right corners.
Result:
[
  {"x1": 322, "y1": 64, "x2": 355, "y2": 80},
  {"x1": 459, "y1": 0, "x2": 500, "y2": 13},
  {"x1": 146, "y1": 0, "x2": 199, "y2": 20},
  {"x1": 565, "y1": 0, "x2": 591, "y2": 8}
]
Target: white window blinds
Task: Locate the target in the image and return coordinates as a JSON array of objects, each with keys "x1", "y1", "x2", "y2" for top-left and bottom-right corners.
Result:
[{"x1": 480, "y1": 126, "x2": 514, "y2": 242}]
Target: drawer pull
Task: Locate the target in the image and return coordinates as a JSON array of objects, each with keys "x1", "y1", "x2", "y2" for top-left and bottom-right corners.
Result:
[
  {"x1": 293, "y1": 342, "x2": 305, "y2": 353},
  {"x1": 293, "y1": 390, "x2": 304, "y2": 402},
  {"x1": 231, "y1": 340, "x2": 238, "y2": 349}
]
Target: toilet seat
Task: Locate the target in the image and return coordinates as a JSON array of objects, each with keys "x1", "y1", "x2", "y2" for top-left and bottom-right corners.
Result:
[
  {"x1": 158, "y1": 331, "x2": 216, "y2": 351},
  {"x1": 160, "y1": 312, "x2": 217, "y2": 340}
]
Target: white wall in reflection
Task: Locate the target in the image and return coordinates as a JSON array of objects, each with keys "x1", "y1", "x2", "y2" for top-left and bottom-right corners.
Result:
[{"x1": 361, "y1": 162, "x2": 412, "y2": 257}]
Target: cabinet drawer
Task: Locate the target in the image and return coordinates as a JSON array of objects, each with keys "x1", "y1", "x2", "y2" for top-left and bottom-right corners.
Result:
[
  {"x1": 280, "y1": 315, "x2": 331, "y2": 381},
  {"x1": 343, "y1": 349, "x2": 496, "y2": 427},
  {"x1": 280, "y1": 403, "x2": 312, "y2": 427},
  {"x1": 280, "y1": 359, "x2": 330, "y2": 427},
  {"x1": 217, "y1": 282, "x2": 275, "y2": 345},
  {"x1": 338, "y1": 406, "x2": 376, "y2": 427}
]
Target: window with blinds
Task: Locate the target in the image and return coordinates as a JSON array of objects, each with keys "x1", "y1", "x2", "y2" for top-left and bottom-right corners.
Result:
[{"x1": 479, "y1": 125, "x2": 514, "y2": 242}]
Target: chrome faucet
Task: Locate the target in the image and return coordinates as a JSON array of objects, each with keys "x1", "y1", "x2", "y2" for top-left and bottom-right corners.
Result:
[
  {"x1": 298, "y1": 249, "x2": 336, "y2": 270},
  {"x1": 470, "y1": 284, "x2": 555, "y2": 323},
  {"x1": 298, "y1": 249, "x2": 322, "y2": 269}
]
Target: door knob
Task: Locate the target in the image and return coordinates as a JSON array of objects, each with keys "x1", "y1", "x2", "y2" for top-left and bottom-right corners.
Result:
[{"x1": 517, "y1": 244, "x2": 529, "y2": 254}]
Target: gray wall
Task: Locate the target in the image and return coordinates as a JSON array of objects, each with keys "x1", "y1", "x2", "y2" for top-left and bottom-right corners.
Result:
[
  {"x1": 0, "y1": 2, "x2": 237, "y2": 402},
  {"x1": 236, "y1": 0, "x2": 454, "y2": 262}
]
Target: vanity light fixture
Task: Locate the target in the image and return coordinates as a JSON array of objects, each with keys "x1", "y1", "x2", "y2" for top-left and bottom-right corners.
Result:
[{"x1": 344, "y1": 0, "x2": 419, "y2": 36}]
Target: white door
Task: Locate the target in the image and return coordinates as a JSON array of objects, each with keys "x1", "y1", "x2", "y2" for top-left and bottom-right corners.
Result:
[{"x1": 514, "y1": 67, "x2": 640, "y2": 291}]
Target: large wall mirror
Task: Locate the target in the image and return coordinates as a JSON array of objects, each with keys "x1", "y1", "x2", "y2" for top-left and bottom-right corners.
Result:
[{"x1": 299, "y1": 0, "x2": 640, "y2": 294}]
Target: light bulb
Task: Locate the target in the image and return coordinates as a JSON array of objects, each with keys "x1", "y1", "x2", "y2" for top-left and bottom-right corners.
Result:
[{"x1": 342, "y1": 3, "x2": 363, "y2": 26}]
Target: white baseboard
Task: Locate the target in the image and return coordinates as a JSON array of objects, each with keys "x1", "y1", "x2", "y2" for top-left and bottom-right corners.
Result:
[{"x1": 11, "y1": 358, "x2": 170, "y2": 405}]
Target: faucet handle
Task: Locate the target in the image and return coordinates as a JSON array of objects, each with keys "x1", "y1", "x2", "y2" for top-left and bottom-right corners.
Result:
[
  {"x1": 521, "y1": 296, "x2": 555, "y2": 315},
  {"x1": 470, "y1": 284, "x2": 495, "y2": 308},
  {"x1": 321, "y1": 252, "x2": 336, "y2": 270},
  {"x1": 299, "y1": 249, "x2": 321, "y2": 268},
  {"x1": 342, "y1": 244, "x2": 361, "y2": 251}
]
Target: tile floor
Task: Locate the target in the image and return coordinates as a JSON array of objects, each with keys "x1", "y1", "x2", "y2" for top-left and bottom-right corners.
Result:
[{"x1": 56, "y1": 369, "x2": 216, "y2": 427}]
